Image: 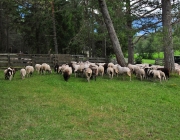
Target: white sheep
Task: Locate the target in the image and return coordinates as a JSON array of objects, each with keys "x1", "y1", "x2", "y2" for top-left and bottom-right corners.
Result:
[
  {"x1": 108, "y1": 62, "x2": 114, "y2": 68},
  {"x1": 35, "y1": 64, "x2": 41, "y2": 74},
  {"x1": 73, "y1": 62, "x2": 85, "y2": 77},
  {"x1": 113, "y1": 64, "x2": 119, "y2": 77},
  {"x1": 98, "y1": 65, "x2": 104, "y2": 76},
  {"x1": 40, "y1": 63, "x2": 52, "y2": 74},
  {"x1": 175, "y1": 67, "x2": 180, "y2": 75},
  {"x1": 117, "y1": 64, "x2": 131, "y2": 81},
  {"x1": 134, "y1": 67, "x2": 145, "y2": 81},
  {"x1": 107, "y1": 67, "x2": 114, "y2": 79},
  {"x1": 25, "y1": 66, "x2": 34, "y2": 77},
  {"x1": 83, "y1": 67, "x2": 92, "y2": 82},
  {"x1": 20, "y1": 68, "x2": 26, "y2": 79},
  {"x1": 151, "y1": 70, "x2": 162, "y2": 83},
  {"x1": 158, "y1": 70, "x2": 166, "y2": 81},
  {"x1": 128, "y1": 63, "x2": 139, "y2": 74}
]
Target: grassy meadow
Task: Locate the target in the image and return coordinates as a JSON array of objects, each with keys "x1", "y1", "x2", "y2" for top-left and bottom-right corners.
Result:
[{"x1": 1, "y1": 70, "x2": 180, "y2": 140}]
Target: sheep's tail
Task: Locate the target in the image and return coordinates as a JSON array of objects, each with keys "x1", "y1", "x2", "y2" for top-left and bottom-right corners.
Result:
[
  {"x1": 63, "y1": 70, "x2": 70, "y2": 81},
  {"x1": 87, "y1": 72, "x2": 91, "y2": 77},
  {"x1": 86, "y1": 72, "x2": 92, "y2": 82}
]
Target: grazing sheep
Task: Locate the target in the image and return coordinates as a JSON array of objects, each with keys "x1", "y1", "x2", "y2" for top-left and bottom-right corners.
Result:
[
  {"x1": 73, "y1": 62, "x2": 85, "y2": 77},
  {"x1": 175, "y1": 67, "x2": 180, "y2": 75},
  {"x1": 83, "y1": 67, "x2": 92, "y2": 82},
  {"x1": 40, "y1": 63, "x2": 52, "y2": 74},
  {"x1": 158, "y1": 70, "x2": 166, "y2": 81},
  {"x1": 134, "y1": 67, "x2": 145, "y2": 81},
  {"x1": 144, "y1": 67, "x2": 153, "y2": 80},
  {"x1": 107, "y1": 67, "x2": 114, "y2": 79},
  {"x1": 89, "y1": 65, "x2": 98, "y2": 81},
  {"x1": 151, "y1": 70, "x2": 162, "y2": 83},
  {"x1": 59, "y1": 64, "x2": 68, "y2": 74},
  {"x1": 144, "y1": 68, "x2": 161, "y2": 83},
  {"x1": 108, "y1": 62, "x2": 114, "y2": 68},
  {"x1": 20, "y1": 68, "x2": 26, "y2": 79},
  {"x1": 4, "y1": 67, "x2": 14, "y2": 80},
  {"x1": 117, "y1": 64, "x2": 131, "y2": 81},
  {"x1": 63, "y1": 66, "x2": 72, "y2": 81},
  {"x1": 128, "y1": 63, "x2": 139, "y2": 74},
  {"x1": 72, "y1": 63, "x2": 80, "y2": 77},
  {"x1": 113, "y1": 64, "x2": 119, "y2": 77},
  {"x1": 25, "y1": 66, "x2": 34, "y2": 77},
  {"x1": 103, "y1": 63, "x2": 108, "y2": 74},
  {"x1": 98, "y1": 65, "x2": 104, "y2": 76},
  {"x1": 35, "y1": 64, "x2": 41, "y2": 74},
  {"x1": 136, "y1": 63, "x2": 150, "y2": 68},
  {"x1": 157, "y1": 68, "x2": 169, "y2": 79}
]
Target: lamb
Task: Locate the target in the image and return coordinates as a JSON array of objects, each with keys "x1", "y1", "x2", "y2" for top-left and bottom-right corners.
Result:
[
  {"x1": 40, "y1": 63, "x2": 52, "y2": 74},
  {"x1": 25, "y1": 66, "x2": 34, "y2": 77},
  {"x1": 35, "y1": 64, "x2": 41, "y2": 74},
  {"x1": 117, "y1": 64, "x2": 131, "y2": 81},
  {"x1": 20, "y1": 68, "x2": 26, "y2": 79},
  {"x1": 83, "y1": 67, "x2": 92, "y2": 82},
  {"x1": 4, "y1": 67, "x2": 14, "y2": 80},
  {"x1": 63, "y1": 66, "x2": 72, "y2": 81}
]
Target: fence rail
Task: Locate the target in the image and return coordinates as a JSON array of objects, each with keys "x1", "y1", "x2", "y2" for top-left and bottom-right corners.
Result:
[
  {"x1": 0, "y1": 53, "x2": 109, "y2": 69},
  {"x1": 155, "y1": 58, "x2": 164, "y2": 65}
]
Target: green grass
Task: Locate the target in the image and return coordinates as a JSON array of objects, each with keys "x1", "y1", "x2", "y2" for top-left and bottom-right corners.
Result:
[
  {"x1": 142, "y1": 59, "x2": 155, "y2": 64},
  {"x1": 1, "y1": 70, "x2": 180, "y2": 140}
]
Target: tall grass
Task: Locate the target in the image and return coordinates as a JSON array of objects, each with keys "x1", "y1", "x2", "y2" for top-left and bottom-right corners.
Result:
[{"x1": 1, "y1": 70, "x2": 180, "y2": 140}]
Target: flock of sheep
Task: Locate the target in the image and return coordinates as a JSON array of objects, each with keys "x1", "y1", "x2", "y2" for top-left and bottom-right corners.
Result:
[{"x1": 3, "y1": 61, "x2": 180, "y2": 83}]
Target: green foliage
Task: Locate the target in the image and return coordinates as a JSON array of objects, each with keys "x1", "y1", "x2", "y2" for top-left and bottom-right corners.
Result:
[
  {"x1": 135, "y1": 55, "x2": 142, "y2": 64},
  {"x1": 1, "y1": 70, "x2": 180, "y2": 139},
  {"x1": 135, "y1": 33, "x2": 163, "y2": 59}
]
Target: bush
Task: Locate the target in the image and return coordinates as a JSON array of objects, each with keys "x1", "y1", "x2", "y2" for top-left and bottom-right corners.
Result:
[{"x1": 135, "y1": 56, "x2": 142, "y2": 64}]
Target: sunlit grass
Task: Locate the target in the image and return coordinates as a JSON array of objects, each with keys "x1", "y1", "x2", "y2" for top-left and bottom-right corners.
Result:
[{"x1": 1, "y1": 70, "x2": 180, "y2": 140}]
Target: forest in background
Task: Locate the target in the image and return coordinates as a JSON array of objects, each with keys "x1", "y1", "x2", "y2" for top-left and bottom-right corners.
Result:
[{"x1": 0, "y1": 0, "x2": 180, "y2": 59}]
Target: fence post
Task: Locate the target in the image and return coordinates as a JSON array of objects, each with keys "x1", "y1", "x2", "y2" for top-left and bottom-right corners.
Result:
[{"x1": 7, "y1": 54, "x2": 10, "y2": 66}]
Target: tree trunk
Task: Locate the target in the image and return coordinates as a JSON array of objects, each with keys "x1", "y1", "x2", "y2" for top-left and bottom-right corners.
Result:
[
  {"x1": 162, "y1": 0, "x2": 174, "y2": 72},
  {"x1": 98, "y1": 0, "x2": 126, "y2": 66},
  {"x1": 51, "y1": 0, "x2": 58, "y2": 54},
  {"x1": 128, "y1": 35, "x2": 134, "y2": 64},
  {"x1": 126, "y1": 0, "x2": 134, "y2": 64}
]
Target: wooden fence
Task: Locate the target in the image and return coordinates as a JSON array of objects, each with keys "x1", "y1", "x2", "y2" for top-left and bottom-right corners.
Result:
[
  {"x1": 0, "y1": 53, "x2": 109, "y2": 69},
  {"x1": 155, "y1": 58, "x2": 164, "y2": 65}
]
